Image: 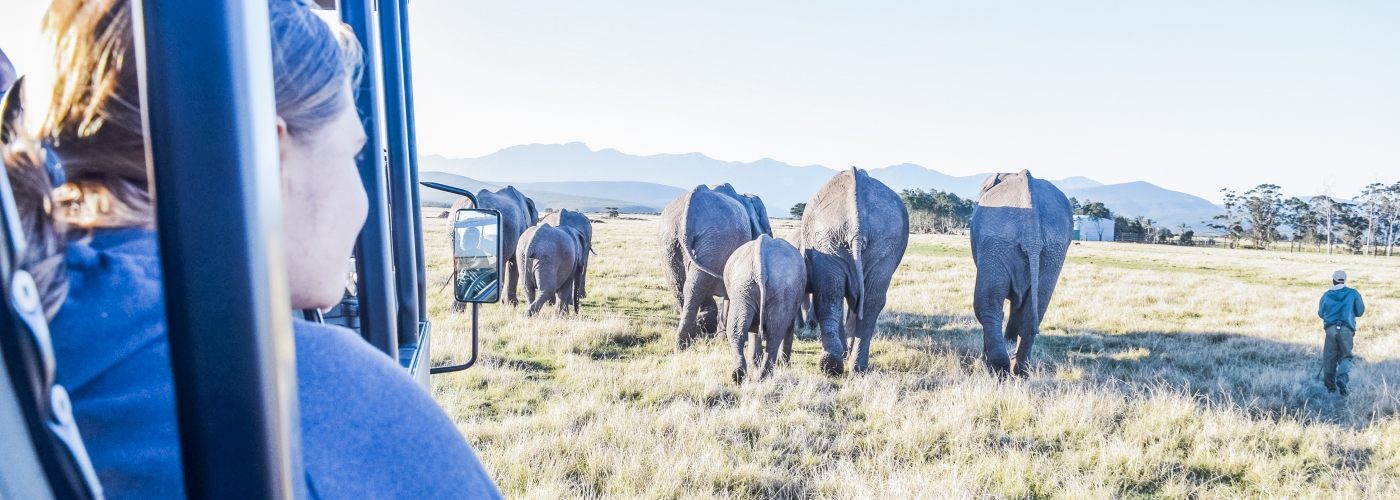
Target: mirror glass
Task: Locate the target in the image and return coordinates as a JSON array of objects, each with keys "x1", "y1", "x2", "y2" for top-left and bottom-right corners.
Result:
[{"x1": 452, "y1": 209, "x2": 501, "y2": 303}]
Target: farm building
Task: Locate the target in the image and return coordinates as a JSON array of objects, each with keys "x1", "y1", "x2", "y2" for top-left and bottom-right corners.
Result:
[{"x1": 1073, "y1": 215, "x2": 1115, "y2": 241}]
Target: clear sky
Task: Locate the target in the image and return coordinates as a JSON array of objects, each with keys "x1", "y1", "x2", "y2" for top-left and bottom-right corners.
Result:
[{"x1": 3, "y1": 1, "x2": 1397, "y2": 201}]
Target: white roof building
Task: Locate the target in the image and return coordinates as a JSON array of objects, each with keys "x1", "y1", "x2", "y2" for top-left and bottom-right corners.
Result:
[{"x1": 1073, "y1": 215, "x2": 1115, "y2": 242}]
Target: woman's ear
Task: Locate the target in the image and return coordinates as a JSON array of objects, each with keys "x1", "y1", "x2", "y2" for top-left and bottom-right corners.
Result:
[{"x1": 275, "y1": 116, "x2": 292, "y2": 165}]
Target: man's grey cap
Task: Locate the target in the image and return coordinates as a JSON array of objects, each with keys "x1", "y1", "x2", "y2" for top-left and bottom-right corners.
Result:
[{"x1": 1333, "y1": 270, "x2": 1347, "y2": 282}]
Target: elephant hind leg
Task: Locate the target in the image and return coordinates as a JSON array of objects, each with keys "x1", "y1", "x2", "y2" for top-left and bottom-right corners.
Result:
[
  {"x1": 760, "y1": 309, "x2": 797, "y2": 379},
  {"x1": 725, "y1": 294, "x2": 757, "y2": 383},
  {"x1": 556, "y1": 276, "x2": 576, "y2": 315},
  {"x1": 850, "y1": 292, "x2": 890, "y2": 373},
  {"x1": 505, "y1": 258, "x2": 521, "y2": 307},
  {"x1": 1006, "y1": 289, "x2": 1039, "y2": 377},
  {"x1": 526, "y1": 267, "x2": 555, "y2": 317},
  {"x1": 676, "y1": 269, "x2": 722, "y2": 351},
  {"x1": 974, "y1": 269, "x2": 1012, "y2": 375}
]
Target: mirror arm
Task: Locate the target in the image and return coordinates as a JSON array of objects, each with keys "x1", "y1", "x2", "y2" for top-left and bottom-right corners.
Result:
[
  {"x1": 429, "y1": 302, "x2": 478, "y2": 374},
  {"x1": 420, "y1": 181, "x2": 476, "y2": 206}
]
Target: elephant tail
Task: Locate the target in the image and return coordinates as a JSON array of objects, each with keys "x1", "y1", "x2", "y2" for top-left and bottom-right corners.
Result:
[
  {"x1": 756, "y1": 241, "x2": 767, "y2": 331},
  {"x1": 523, "y1": 252, "x2": 538, "y2": 300},
  {"x1": 1026, "y1": 244, "x2": 1043, "y2": 331},
  {"x1": 849, "y1": 236, "x2": 866, "y2": 321}
]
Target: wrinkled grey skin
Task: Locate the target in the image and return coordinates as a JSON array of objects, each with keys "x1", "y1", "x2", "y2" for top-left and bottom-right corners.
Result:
[
  {"x1": 709, "y1": 183, "x2": 773, "y2": 239},
  {"x1": 448, "y1": 186, "x2": 539, "y2": 310},
  {"x1": 658, "y1": 185, "x2": 766, "y2": 350},
  {"x1": 539, "y1": 209, "x2": 594, "y2": 312},
  {"x1": 783, "y1": 231, "x2": 816, "y2": 330},
  {"x1": 723, "y1": 235, "x2": 806, "y2": 382},
  {"x1": 970, "y1": 170, "x2": 1073, "y2": 376},
  {"x1": 518, "y1": 223, "x2": 586, "y2": 316},
  {"x1": 801, "y1": 168, "x2": 910, "y2": 375}
]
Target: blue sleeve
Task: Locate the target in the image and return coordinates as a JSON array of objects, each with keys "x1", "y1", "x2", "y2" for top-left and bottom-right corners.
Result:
[
  {"x1": 293, "y1": 321, "x2": 502, "y2": 500},
  {"x1": 1355, "y1": 291, "x2": 1365, "y2": 318}
]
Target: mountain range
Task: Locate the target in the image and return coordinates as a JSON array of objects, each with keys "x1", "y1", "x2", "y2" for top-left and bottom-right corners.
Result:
[{"x1": 420, "y1": 142, "x2": 1223, "y2": 228}]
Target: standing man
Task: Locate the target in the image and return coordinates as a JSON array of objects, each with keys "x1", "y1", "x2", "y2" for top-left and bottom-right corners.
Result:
[{"x1": 1319, "y1": 270, "x2": 1365, "y2": 396}]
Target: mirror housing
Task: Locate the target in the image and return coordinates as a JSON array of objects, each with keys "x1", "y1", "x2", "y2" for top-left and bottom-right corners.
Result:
[{"x1": 452, "y1": 209, "x2": 502, "y2": 303}]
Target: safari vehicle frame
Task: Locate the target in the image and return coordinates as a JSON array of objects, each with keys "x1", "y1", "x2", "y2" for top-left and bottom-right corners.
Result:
[{"x1": 0, "y1": 0, "x2": 493, "y2": 498}]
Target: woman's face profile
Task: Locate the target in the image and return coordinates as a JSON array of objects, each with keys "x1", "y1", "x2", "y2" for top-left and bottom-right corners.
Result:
[{"x1": 277, "y1": 84, "x2": 369, "y2": 310}]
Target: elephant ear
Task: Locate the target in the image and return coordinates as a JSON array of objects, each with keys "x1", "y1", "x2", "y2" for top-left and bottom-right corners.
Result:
[{"x1": 525, "y1": 198, "x2": 539, "y2": 225}]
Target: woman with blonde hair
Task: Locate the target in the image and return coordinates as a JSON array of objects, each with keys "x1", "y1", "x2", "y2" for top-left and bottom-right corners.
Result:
[{"x1": 3, "y1": 0, "x2": 501, "y2": 497}]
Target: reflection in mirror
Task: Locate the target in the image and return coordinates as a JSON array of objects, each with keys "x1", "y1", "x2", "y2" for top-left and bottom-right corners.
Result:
[{"x1": 453, "y1": 209, "x2": 501, "y2": 303}]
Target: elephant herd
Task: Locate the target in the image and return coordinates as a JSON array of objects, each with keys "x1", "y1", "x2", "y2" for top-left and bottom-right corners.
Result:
[
  {"x1": 447, "y1": 186, "x2": 594, "y2": 316},
  {"x1": 446, "y1": 168, "x2": 1074, "y2": 381},
  {"x1": 662, "y1": 168, "x2": 914, "y2": 380}
]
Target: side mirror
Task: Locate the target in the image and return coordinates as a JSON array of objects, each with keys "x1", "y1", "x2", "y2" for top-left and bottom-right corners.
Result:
[{"x1": 452, "y1": 208, "x2": 501, "y2": 303}]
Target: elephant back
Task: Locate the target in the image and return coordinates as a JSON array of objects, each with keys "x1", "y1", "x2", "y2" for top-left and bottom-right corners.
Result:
[
  {"x1": 523, "y1": 224, "x2": 576, "y2": 266},
  {"x1": 540, "y1": 209, "x2": 592, "y2": 253},
  {"x1": 801, "y1": 168, "x2": 909, "y2": 257},
  {"x1": 708, "y1": 183, "x2": 771, "y2": 239},
  {"x1": 476, "y1": 186, "x2": 534, "y2": 257},
  {"x1": 970, "y1": 170, "x2": 1073, "y2": 250}
]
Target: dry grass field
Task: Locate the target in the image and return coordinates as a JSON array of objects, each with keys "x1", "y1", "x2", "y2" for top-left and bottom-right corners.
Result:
[{"x1": 422, "y1": 214, "x2": 1400, "y2": 499}]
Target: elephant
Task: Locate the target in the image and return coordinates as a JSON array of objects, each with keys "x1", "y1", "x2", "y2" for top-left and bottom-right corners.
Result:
[
  {"x1": 517, "y1": 223, "x2": 586, "y2": 316},
  {"x1": 723, "y1": 235, "x2": 806, "y2": 382},
  {"x1": 447, "y1": 186, "x2": 538, "y2": 310},
  {"x1": 709, "y1": 183, "x2": 773, "y2": 239},
  {"x1": 658, "y1": 184, "x2": 768, "y2": 350},
  {"x1": 969, "y1": 170, "x2": 1072, "y2": 376},
  {"x1": 539, "y1": 209, "x2": 594, "y2": 312},
  {"x1": 800, "y1": 168, "x2": 909, "y2": 375}
]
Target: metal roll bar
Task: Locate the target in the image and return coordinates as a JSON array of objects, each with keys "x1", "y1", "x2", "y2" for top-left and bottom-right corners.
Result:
[{"x1": 134, "y1": 0, "x2": 305, "y2": 497}]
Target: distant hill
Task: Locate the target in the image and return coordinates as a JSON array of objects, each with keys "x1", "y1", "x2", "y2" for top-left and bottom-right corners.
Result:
[
  {"x1": 419, "y1": 171, "x2": 658, "y2": 213},
  {"x1": 1061, "y1": 181, "x2": 1221, "y2": 229},
  {"x1": 420, "y1": 143, "x2": 1223, "y2": 227},
  {"x1": 500, "y1": 181, "x2": 687, "y2": 210},
  {"x1": 420, "y1": 143, "x2": 833, "y2": 211}
]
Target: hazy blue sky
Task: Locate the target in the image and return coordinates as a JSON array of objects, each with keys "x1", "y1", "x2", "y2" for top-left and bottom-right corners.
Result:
[{"x1": 3, "y1": 1, "x2": 1396, "y2": 201}]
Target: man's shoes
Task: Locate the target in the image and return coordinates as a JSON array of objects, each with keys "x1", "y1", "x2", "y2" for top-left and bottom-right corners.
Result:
[{"x1": 1338, "y1": 382, "x2": 1349, "y2": 397}]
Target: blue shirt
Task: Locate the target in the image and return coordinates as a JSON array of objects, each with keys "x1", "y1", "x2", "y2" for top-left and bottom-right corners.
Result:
[
  {"x1": 1318, "y1": 286, "x2": 1365, "y2": 330},
  {"x1": 51, "y1": 228, "x2": 502, "y2": 499}
]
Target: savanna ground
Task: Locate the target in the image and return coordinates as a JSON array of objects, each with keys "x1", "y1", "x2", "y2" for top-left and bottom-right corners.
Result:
[{"x1": 422, "y1": 214, "x2": 1400, "y2": 499}]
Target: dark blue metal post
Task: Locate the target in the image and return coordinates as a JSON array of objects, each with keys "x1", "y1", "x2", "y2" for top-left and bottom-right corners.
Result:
[
  {"x1": 133, "y1": 0, "x2": 303, "y2": 498},
  {"x1": 341, "y1": 0, "x2": 400, "y2": 356},
  {"x1": 400, "y1": 0, "x2": 428, "y2": 324},
  {"x1": 377, "y1": 0, "x2": 421, "y2": 347}
]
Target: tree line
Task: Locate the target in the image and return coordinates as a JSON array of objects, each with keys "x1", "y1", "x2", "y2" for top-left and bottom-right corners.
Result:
[
  {"x1": 1207, "y1": 182, "x2": 1400, "y2": 255},
  {"x1": 792, "y1": 189, "x2": 978, "y2": 234},
  {"x1": 899, "y1": 189, "x2": 975, "y2": 234},
  {"x1": 790, "y1": 181, "x2": 1400, "y2": 256}
]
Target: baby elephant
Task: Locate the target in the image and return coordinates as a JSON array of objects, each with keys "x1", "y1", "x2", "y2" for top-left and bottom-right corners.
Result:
[
  {"x1": 723, "y1": 235, "x2": 806, "y2": 382},
  {"x1": 518, "y1": 223, "x2": 586, "y2": 317}
]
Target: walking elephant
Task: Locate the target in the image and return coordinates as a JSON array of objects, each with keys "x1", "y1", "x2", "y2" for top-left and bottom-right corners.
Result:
[
  {"x1": 518, "y1": 223, "x2": 586, "y2": 316},
  {"x1": 801, "y1": 168, "x2": 909, "y2": 375},
  {"x1": 658, "y1": 184, "x2": 767, "y2": 350},
  {"x1": 710, "y1": 183, "x2": 773, "y2": 239},
  {"x1": 970, "y1": 170, "x2": 1072, "y2": 376},
  {"x1": 723, "y1": 235, "x2": 806, "y2": 382},
  {"x1": 447, "y1": 186, "x2": 538, "y2": 310},
  {"x1": 539, "y1": 209, "x2": 594, "y2": 312}
]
